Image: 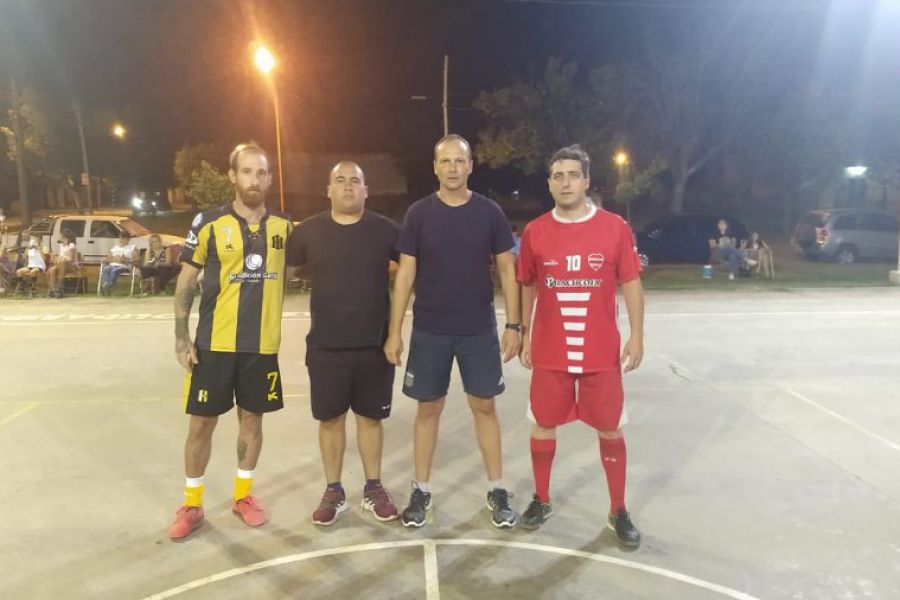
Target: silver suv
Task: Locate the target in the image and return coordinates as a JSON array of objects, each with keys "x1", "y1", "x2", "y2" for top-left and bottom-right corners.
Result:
[{"x1": 793, "y1": 208, "x2": 899, "y2": 264}]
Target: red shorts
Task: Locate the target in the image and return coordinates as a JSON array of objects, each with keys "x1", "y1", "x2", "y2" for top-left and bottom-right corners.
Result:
[{"x1": 529, "y1": 368, "x2": 626, "y2": 431}]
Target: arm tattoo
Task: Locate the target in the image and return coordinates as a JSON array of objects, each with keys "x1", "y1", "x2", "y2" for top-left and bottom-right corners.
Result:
[{"x1": 174, "y1": 285, "x2": 195, "y2": 340}]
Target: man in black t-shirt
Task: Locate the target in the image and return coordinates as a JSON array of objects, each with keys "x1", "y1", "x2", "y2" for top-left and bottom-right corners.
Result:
[{"x1": 287, "y1": 161, "x2": 400, "y2": 526}]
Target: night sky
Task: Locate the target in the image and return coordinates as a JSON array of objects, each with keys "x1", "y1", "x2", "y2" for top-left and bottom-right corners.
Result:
[{"x1": 0, "y1": 0, "x2": 894, "y2": 199}]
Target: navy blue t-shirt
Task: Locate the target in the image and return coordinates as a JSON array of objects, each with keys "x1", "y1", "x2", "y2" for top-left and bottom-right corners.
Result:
[{"x1": 398, "y1": 192, "x2": 514, "y2": 335}]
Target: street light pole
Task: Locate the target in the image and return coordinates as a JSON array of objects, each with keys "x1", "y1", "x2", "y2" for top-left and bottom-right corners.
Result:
[
  {"x1": 614, "y1": 151, "x2": 630, "y2": 223},
  {"x1": 253, "y1": 45, "x2": 286, "y2": 213},
  {"x1": 73, "y1": 103, "x2": 93, "y2": 214}
]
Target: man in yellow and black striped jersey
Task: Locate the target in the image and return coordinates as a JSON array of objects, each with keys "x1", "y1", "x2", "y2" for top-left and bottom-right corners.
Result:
[{"x1": 168, "y1": 141, "x2": 293, "y2": 540}]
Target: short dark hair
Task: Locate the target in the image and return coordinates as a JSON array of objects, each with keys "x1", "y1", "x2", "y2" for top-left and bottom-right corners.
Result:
[
  {"x1": 548, "y1": 144, "x2": 590, "y2": 177},
  {"x1": 119, "y1": 230, "x2": 131, "y2": 240},
  {"x1": 229, "y1": 141, "x2": 271, "y2": 172},
  {"x1": 61, "y1": 228, "x2": 76, "y2": 243},
  {"x1": 433, "y1": 134, "x2": 472, "y2": 160}
]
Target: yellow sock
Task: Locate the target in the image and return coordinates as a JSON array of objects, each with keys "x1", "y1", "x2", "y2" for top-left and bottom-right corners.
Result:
[
  {"x1": 233, "y1": 476, "x2": 254, "y2": 500},
  {"x1": 184, "y1": 485, "x2": 204, "y2": 507}
]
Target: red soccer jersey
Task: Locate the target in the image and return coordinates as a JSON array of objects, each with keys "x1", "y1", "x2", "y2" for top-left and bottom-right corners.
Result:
[{"x1": 517, "y1": 205, "x2": 641, "y2": 373}]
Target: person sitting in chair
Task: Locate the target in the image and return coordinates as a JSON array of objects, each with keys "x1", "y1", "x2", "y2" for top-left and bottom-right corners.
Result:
[
  {"x1": 741, "y1": 231, "x2": 773, "y2": 278},
  {"x1": 708, "y1": 219, "x2": 743, "y2": 281},
  {"x1": 15, "y1": 233, "x2": 48, "y2": 294},
  {"x1": 47, "y1": 229, "x2": 78, "y2": 298},
  {"x1": 139, "y1": 234, "x2": 177, "y2": 295},
  {"x1": 100, "y1": 231, "x2": 138, "y2": 296}
]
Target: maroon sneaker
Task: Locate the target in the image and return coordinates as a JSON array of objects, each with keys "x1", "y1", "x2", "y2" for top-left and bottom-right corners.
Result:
[
  {"x1": 312, "y1": 488, "x2": 349, "y2": 525},
  {"x1": 361, "y1": 482, "x2": 399, "y2": 522},
  {"x1": 169, "y1": 506, "x2": 204, "y2": 540}
]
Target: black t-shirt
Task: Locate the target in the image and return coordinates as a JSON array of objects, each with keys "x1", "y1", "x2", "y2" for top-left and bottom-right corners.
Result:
[
  {"x1": 397, "y1": 192, "x2": 514, "y2": 335},
  {"x1": 287, "y1": 210, "x2": 399, "y2": 348}
]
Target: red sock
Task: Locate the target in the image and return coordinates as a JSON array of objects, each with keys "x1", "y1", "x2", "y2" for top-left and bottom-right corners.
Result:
[
  {"x1": 530, "y1": 437, "x2": 556, "y2": 503},
  {"x1": 599, "y1": 437, "x2": 627, "y2": 513}
]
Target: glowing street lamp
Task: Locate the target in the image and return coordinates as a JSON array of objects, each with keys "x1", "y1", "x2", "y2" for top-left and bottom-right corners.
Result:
[
  {"x1": 253, "y1": 45, "x2": 285, "y2": 212},
  {"x1": 613, "y1": 151, "x2": 631, "y2": 222},
  {"x1": 254, "y1": 46, "x2": 276, "y2": 75},
  {"x1": 112, "y1": 123, "x2": 126, "y2": 139}
]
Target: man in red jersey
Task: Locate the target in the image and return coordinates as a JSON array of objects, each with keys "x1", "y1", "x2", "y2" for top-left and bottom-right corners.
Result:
[{"x1": 517, "y1": 144, "x2": 644, "y2": 547}]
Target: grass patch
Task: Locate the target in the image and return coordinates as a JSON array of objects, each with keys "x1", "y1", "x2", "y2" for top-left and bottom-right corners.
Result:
[{"x1": 642, "y1": 240, "x2": 896, "y2": 290}]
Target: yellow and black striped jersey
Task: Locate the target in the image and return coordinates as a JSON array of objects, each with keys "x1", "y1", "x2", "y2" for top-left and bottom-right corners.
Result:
[{"x1": 181, "y1": 203, "x2": 293, "y2": 354}]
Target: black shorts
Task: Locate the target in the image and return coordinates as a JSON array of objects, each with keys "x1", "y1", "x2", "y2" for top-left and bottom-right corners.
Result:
[
  {"x1": 306, "y1": 346, "x2": 395, "y2": 421},
  {"x1": 183, "y1": 349, "x2": 284, "y2": 416},
  {"x1": 402, "y1": 329, "x2": 504, "y2": 402}
]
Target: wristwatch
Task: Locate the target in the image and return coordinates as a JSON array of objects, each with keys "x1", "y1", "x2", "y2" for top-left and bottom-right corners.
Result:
[{"x1": 505, "y1": 323, "x2": 524, "y2": 333}]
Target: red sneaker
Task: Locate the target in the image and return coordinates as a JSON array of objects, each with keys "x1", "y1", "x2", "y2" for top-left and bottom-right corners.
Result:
[
  {"x1": 361, "y1": 483, "x2": 399, "y2": 522},
  {"x1": 232, "y1": 495, "x2": 268, "y2": 527},
  {"x1": 169, "y1": 506, "x2": 204, "y2": 540}
]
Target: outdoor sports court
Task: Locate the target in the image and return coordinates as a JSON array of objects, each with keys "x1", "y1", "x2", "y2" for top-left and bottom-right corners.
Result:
[{"x1": 1, "y1": 287, "x2": 898, "y2": 599}]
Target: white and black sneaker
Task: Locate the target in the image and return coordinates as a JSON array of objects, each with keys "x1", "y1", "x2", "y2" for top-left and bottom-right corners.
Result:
[
  {"x1": 487, "y1": 488, "x2": 517, "y2": 528},
  {"x1": 400, "y1": 482, "x2": 432, "y2": 528}
]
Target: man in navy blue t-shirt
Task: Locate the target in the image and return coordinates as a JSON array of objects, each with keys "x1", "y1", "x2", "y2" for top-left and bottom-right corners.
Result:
[{"x1": 384, "y1": 134, "x2": 522, "y2": 529}]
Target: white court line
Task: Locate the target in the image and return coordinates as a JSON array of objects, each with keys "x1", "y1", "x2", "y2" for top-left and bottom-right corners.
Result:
[
  {"x1": 646, "y1": 310, "x2": 900, "y2": 318},
  {"x1": 0, "y1": 402, "x2": 38, "y2": 429},
  {"x1": 784, "y1": 388, "x2": 900, "y2": 453},
  {"x1": 423, "y1": 540, "x2": 441, "y2": 600},
  {"x1": 141, "y1": 539, "x2": 766, "y2": 600}
]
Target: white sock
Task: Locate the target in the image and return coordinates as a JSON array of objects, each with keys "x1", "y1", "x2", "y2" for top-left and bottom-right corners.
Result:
[
  {"x1": 185, "y1": 476, "x2": 205, "y2": 488},
  {"x1": 237, "y1": 468, "x2": 256, "y2": 479},
  {"x1": 414, "y1": 480, "x2": 431, "y2": 494},
  {"x1": 488, "y1": 479, "x2": 504, "y2": 492}
]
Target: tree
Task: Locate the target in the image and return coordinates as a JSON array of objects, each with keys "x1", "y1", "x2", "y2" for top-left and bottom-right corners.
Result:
[
  {"x1": 626, "y1": 13, "x2": 792, "y2": 213},
  {"x1": 188, "y1": 161, "x2": 232, "y2": 210},
  {"x1": 173, "y1": 143, "x2": 225, "y2": 191},
  {"x1": 473, "y1": 59, "x2": 619, "y2": 178}
]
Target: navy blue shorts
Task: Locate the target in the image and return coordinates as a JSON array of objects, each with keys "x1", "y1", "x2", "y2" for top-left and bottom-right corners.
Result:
[{"x1": 402, "y1": 329, "x2": 505, "y2": 402}]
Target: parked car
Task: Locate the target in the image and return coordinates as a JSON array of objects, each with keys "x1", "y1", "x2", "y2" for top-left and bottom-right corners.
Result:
[
  {"x1": 130, "y1": 191, "x2": 171, "y2": 217},
  {"x1": 636, "y1": 213, "x2": 749, "y2": 264},
  {"x1": 792, "y1": 208, "x2": 899, "y2": 264},
  {"x1": 10, "y1": 214, "x2": 183, "y2": 265}
]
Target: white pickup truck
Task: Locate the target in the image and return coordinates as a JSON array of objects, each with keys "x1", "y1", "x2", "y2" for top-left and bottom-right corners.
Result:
[{"x1": 6, "y1": 214, "x2": 184, "y2": 265}]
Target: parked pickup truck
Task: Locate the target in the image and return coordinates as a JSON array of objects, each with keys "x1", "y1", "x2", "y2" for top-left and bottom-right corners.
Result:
[{"x1": 5, "y1": 214, "x2": 184, "y2": 265}]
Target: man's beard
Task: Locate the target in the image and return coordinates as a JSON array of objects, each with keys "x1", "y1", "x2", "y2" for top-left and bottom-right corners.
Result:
[{"x1": 236, "y1": 185, "x2": 265, "y2": 207}]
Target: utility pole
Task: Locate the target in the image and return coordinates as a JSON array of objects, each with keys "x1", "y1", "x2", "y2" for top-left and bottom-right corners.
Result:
[
  {"x1": 73, "y1": 103, "x2": 93, "y2": 214},
  {"x1": 442, "y1": 54, "x2": 449, "y2": 136},
  {"x1": 9, "y1": 79, "x2": 30, "y2": 226}
]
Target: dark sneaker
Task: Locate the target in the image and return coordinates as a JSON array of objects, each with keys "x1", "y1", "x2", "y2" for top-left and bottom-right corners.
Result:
[
  {"x1": 312, "y1": 488, "x2": 349, "y2": 525},
  {"x1": 520, "y1": 495, "x2": 553, "y2": 530},
  {"x1": 486, "y1": 488, "x2": 517, "y2": 529},
  {"x1": 400, "y1": 482, "x2": 432, "y2": 528},
  {"x1": 607, "y1": 508, "x2": 641, "y2": 548},
  {"x1": 361, "y1": 482, "x2": 399, "y2": 522}
]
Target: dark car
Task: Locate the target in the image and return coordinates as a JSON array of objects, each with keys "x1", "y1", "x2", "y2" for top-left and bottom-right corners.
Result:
[{"x1": 637, "y1": 214, "x2": 749, "y2": 264}]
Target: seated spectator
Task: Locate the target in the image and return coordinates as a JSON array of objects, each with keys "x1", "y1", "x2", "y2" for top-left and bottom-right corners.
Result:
[
  {"x1": 99, "y1": 231, "x2": 138, "y2": 296},
  {"x1": 139, "y1": 234, "x2": 177, "y2": 295},
  {"x1": 0, "y1": 242, "x2": 12, "y2": 295},
  {"x1": 741, "y1": 231, "x2": 774, "y2": 278},
  {"x1": 708, "y1": 219, "x2": 743, "y2": 281},
  {"x1": 15, "y1": 233, "x2": 48, "y2": 288},
  {"x1": 47, "y1": 228, "x2": 78, "y2": 298}
]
